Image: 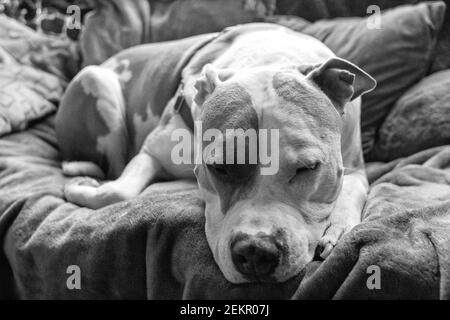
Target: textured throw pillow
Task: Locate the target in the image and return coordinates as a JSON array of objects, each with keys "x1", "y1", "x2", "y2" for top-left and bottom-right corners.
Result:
[
  {"x1": 0, "y1": 62, "x2": 64, "y2": 137},
  {"x1": 270, "y1": 2, "x2": 446, "y2": 157},
  {"x1": 0, "y1": 16, "x2": 67, "y2": 137},
  {"x1": 0, "y1": 15, "x2": 80, "y2": 80},
  {"x1": 275, "y1": 0, "x2": 450, "y2": 73},
  {"x1": 370, "y1": 70, "x2": 450, "y2": 161}
]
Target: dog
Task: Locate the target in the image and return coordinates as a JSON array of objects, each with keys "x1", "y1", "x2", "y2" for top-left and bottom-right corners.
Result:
[{"x1": 56, "y1": 23, "x2": 376, "y2": 284}]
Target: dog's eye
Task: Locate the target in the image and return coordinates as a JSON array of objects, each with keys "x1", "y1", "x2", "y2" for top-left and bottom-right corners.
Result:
[
  {"x1": 290, "y1": 162, "x2": 320, "y2": 183},
  {"x1": 298, "y1": 162, "x2": 320, "y2": 173}
]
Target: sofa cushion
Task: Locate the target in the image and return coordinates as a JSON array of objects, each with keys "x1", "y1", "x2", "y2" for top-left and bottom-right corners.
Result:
[
  {"x1": 276, "y1": 0, "x2": 450, "y2": 73},
  {"x1": 80, "y1": 0, "x2": 276, "y2": 66},
  {"x1": 0, "y1": 16, "x2": 70, "y2": 137},
  {"x1": 370, "y1": 70, "x2": 450, "y2": 161}
]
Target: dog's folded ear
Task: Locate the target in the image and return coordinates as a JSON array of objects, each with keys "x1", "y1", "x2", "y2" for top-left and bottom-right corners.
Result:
[
  {"x1": 194, "y1": 64, "x2": 235, "y2": 106},
  {"x1": 299, "y1": 58, "x2": 376, "y2": 115}
]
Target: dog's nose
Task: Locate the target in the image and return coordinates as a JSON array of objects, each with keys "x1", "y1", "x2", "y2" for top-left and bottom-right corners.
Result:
[{"x1": 230, "y1": 233, "x2": 280, "y2": 278}]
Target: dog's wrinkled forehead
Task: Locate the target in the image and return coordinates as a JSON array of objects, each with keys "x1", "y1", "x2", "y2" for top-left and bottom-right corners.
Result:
[
  {"x1": 199, "y1": 68, "x2": 341, "y2": 139},
  {"x1": 271, "y1": 69, "x2": 341, "y2": 131},
  {"x1": 200, "y1": 83, "x2": 258, "y2": 132}
]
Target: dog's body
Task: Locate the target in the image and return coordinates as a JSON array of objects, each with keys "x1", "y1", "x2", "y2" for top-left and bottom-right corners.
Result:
[{"x1": 56, "y1": 23, "x2": 376, "y2": 283}]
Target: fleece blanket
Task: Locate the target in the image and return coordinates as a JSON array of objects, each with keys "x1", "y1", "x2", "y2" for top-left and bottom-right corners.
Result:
[{"x1": 1, "y1": 115, "x2": 450, "y2": 300}]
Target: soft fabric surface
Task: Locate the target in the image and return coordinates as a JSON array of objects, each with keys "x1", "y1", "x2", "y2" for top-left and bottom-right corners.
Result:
[
  {"x1": 80, "y1": 0, "x2": 275, "y2": 66},
  {"x1": 1, "y1": 116, "x2": 450, "y2": 299},
  {"x1": 268, "y1": 2, "x2": 446, "y2": 157},
  {"x1": 0, "y1": 15, "x2": 78, "y2": 137},
  {"x1": 0, "y1": 15, "x2": 79, "y2": 80},
  {"x1": 371, "y1": 69, "x2": 450, "y2": 161},
  {"x1": 276, "y1": 0, "x2": 450, "y2": 74}
]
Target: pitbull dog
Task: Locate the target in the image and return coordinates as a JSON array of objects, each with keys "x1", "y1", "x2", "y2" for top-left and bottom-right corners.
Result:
[{"x1": 56, "y1": 23, "x2": 376, "y2": 283}]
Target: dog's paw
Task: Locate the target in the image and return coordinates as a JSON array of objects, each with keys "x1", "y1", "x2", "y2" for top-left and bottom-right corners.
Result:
[
  {"x1": 318, "y1": 222, "x2": 354, "y2": 259},
  {"x1": 64, "y1": 178, "x2": 131, "y2": 209},
  {"x1": 66, "y1": 176, "x2": 100, "y2": 188}
]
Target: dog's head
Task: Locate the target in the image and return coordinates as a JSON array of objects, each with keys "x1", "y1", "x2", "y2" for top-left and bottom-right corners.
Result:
[{"x1": 193, "y1": 59, "x2": 375, "y2": 283}]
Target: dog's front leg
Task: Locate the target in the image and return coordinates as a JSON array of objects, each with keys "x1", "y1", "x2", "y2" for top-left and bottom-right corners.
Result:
[
  {"x1": 65, "y1": 153, "x2": 165, "y2": 209},
  {"x1": 65, "y1": 105, "x2": 196, "y2": 209},
  {"x1": 319, "y1": 168, "x2": 368, "y2": 258}
]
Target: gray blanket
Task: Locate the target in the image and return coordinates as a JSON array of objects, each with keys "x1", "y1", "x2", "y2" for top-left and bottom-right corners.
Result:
[{"x1": 1, "y1": 115, "x2": 450, "y2": 299}]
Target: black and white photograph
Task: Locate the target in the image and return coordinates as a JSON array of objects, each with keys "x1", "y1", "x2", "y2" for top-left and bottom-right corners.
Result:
[{"x1": 0, "y1": 0, "x2": 450, "y2": 307}]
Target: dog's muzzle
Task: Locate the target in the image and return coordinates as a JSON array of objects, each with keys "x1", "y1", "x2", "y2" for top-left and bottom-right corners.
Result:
[{"x1": 230, "y1": 232, "x2": 282, "y2": 281}]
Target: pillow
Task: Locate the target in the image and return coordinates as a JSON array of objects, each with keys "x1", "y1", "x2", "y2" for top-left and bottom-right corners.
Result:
[
  {"x1": 0, "y1": 16, "x2": 67, "y2": 137},
  {"x1": 270, "y1": 2, "x2": 446, "y2": 157},
  {"x1": 0, "y1": 62, "x2": 64, "y2": 137},
  {"x1": 81, "y1": 0, "x2": 276, "y2": 66},
  {"x1": 369, "y1": 69, "x2": 450, "y2": 162},
  {"x1": 0, "y1": 15, "x2": 80, "y2": 80},
  {"x1": 276, "y1": 0, "x2": 445, "y2": 20},
  {"x1": 275, "y1": 0, "x2": 450, "y2": 74}
]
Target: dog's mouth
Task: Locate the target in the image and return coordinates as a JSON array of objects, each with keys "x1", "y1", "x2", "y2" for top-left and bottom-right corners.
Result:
[
  {"x1": 241, "y1": 273, "x2": 280, "y2": 283},
  {"x1": 233, "y1": 260, "x2": 307, "y2": 284},
  {"x1": 220, "y1": 228, "x2": 311, "y2": 284},
  {"x1": 205, "y1": 198, "x2": 321, "y2": 284},
  {"x1": 212, "y1": 233, "x2": 311, "y2": 284}
]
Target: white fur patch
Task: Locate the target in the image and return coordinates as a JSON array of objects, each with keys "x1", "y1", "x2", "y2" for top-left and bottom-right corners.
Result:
[
  {"x1": 79, "y1": 66, "x2": 126, "y2": 133},
  {"x1": 132, "y1": 103, "x2": 160, "y2": 150},
  {"x1": 106, "y1": 58, "x2": 133, "y2": 84}
]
